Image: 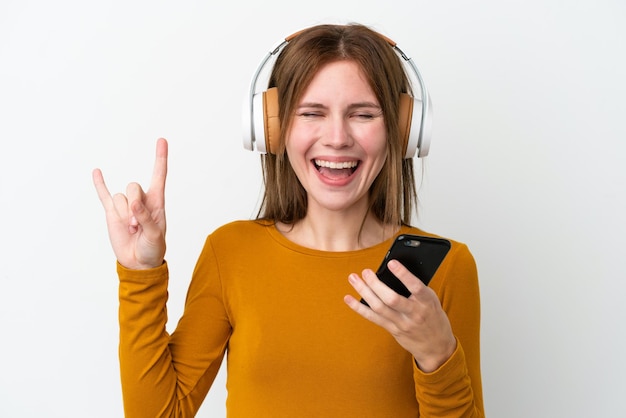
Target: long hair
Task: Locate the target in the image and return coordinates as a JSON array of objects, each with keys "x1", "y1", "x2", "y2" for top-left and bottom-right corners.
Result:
[{"x1": 257, "y1": 23, "x2": 418, "y2": 226}]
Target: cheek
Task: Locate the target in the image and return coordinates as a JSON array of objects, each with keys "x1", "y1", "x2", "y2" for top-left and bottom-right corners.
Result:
[
  {"x1": 362, "y1": 129, "x2": 388, "y2": 162},
  {"x1": 355, "y1": 119, "x2": 386, "y2": 150},
  {"x1": 373, "y1": 136, "x2": 388, "y2": 157},
  {"x1": 284, "y1": 132, "x2": 313, "y2": 176},
  {"x1": 285, "y1": 124, "x2": 312, "y2": 155},
  {"x1": 366, "y1": 135, "x2": 389, "y2": 176}
]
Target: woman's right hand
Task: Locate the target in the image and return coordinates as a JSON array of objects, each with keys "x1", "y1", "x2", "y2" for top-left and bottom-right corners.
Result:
[{"x1": 93, "y1": 138, "x2": 168, "y2": 270}]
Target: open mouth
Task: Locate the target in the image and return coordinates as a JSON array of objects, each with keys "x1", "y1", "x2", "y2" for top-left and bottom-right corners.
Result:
[{"x1": 313, "y1": 159, "x2": 359, "y2": 179}]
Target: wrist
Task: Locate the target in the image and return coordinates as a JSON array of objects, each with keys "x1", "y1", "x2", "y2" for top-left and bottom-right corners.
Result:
[
  {"x1": 118, "y1": 259, "x2": 165, "y2": 271},
  {"x1": 414, "y1": 338, "x2": 457, "y2": 373}
]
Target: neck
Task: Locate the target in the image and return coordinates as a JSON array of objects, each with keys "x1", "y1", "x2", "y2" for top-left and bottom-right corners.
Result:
[{"x1": 277, "y1": 205, "x2": 399, "y2": 252}]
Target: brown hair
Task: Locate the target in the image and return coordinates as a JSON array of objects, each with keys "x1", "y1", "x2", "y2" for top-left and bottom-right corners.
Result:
[{"x1": 257, "y1": 23, "x2": 418, "y2": 226}]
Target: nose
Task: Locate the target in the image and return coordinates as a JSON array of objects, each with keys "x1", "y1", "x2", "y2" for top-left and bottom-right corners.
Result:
[{"x1": 322, "y1": 116, "x2": 353, "y2": 149}]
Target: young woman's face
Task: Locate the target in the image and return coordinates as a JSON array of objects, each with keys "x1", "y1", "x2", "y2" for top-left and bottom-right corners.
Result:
[{"x1": 285, "y1": 60, "x2": 387, "y2": 215}]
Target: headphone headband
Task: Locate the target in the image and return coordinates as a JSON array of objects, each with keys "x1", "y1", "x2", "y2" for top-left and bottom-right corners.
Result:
[{"x1": 242, "y1": 28, "x2": 432, "y2": 158}]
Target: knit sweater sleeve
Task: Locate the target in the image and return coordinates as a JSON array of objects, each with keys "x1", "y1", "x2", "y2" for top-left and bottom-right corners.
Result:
[
  {"x1": 117, "y1": 236, "x2": 231, "y2": 417},
  {"x1": 412, "y1": 242, "x2": 485, "y2": 417}
]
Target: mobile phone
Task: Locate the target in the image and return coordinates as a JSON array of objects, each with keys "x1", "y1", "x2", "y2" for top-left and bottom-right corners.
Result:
[{"x1": 360, "y1": 234, "x2": 451, "y2": 305}]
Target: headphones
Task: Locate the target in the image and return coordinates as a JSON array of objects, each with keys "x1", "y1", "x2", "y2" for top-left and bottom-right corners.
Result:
[{"x1": 242, "y1": 28, "x2": 433, "y2": 158}]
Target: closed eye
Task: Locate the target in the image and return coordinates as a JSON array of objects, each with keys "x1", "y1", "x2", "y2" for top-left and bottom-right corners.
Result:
[
  {"x1": 297, "y1": 111, "x2": 324, "y2": 118},
  {"x1": 296, "y1": 103, "x2": 325, "y2": 118},
  {"x1": 349, "y1": 102, "x2": 382, "y2": 121},
  {"x1": 352, "y1": 113, "x2": 376, "y2": 120}
]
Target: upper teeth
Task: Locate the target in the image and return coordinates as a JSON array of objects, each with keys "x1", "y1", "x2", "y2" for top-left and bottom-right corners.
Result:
[{"x1": 315, "y1": 160, "x2": 358, "y2": 169}]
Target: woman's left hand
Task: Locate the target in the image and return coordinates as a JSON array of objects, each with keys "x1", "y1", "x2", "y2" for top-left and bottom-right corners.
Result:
[{"x1": 344, "y1": 259, "x2": 457, "y2": 373}]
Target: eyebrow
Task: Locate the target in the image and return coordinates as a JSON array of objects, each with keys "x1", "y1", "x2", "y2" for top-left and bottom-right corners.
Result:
[{"x1": 297, "y1": 102, "x2": 382, "y2": 110}]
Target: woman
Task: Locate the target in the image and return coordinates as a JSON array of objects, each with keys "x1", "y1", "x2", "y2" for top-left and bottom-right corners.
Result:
[{"x1": 93, "y1": 23, "x2": 484, "y2": 417}]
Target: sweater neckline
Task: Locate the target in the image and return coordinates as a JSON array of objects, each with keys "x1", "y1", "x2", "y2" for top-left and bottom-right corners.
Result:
[{"x1": 263, "y1": 222, "x2": 414, "y2": 258}]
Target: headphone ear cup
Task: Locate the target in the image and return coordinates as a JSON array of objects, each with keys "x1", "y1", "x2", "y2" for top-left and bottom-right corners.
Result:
[
  {"x1": 398, "y1": 92, "x2": 430, "y2": 158},
  {"x1": 263, "y1": 87, "x2": 281, "y2": 154},
  {"x1": 398, "y1": 93, "x2": 414, "y2": 158}
]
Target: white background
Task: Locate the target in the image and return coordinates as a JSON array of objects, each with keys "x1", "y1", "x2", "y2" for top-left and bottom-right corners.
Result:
[{"x1": 1, "y1": 0, "x2": 624, "y2": 416}]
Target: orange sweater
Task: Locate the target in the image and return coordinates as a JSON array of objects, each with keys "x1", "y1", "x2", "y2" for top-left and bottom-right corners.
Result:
[{"x1": 118, "y1": 220, "x2": 484, "y2": 417}]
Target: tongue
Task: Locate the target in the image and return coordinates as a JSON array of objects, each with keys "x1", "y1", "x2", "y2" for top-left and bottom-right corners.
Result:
[{"x1": 318, "y1": 167, "x2": 352, "y2": 180}]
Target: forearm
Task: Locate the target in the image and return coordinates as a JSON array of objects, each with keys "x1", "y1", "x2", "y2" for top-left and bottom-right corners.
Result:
[
  {"x1": 413, "y1": 340, "x2": 484, "y2": 417},
  {"x1": 414, "y1": 242, "x2": 484, "y2": 417},
  {"x1": 117, "y1": 262, "x2": 185, "y2": 417}
]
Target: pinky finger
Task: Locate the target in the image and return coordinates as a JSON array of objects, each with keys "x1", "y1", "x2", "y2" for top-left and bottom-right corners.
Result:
[{"x1": 92, "y1": 169, "x2": 114, "y2": 209}]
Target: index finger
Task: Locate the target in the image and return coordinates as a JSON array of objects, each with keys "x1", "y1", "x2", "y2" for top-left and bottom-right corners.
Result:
[
  {"x1": 387, "y1": 259, "x2": 427, "y2": 296},
  {"x1": 149, "y1": 137, "x2": 168, "y2": 194}
]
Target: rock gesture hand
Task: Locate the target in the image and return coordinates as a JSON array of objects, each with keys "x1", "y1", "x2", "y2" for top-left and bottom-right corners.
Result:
[{"x1": 93, "y1": 138, "x2": 168, "y2": 270}]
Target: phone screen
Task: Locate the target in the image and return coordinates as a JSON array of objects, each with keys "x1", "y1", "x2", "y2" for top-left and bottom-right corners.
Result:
[{"x1": 360, "y1": 234, "x2": 450, "y2": 305}]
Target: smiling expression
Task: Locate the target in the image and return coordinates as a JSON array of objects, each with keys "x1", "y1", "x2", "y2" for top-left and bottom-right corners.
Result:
[{"x1": 285, "y1": 60, "x2": 388, "y2": 215}]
